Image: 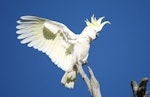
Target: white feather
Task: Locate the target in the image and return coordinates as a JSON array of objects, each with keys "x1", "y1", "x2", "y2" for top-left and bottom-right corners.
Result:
[
  {"x1": 27, "y1": 35, "x2": 43, "y2": 47},
  {"x1": 17, "y1": 16, "x2": 78, "y2": 71},
  {"x1": 17, "y1": 32, "x2": 33, "y2": 39},
  {"x1": 35, "y1": 38, "x2": 46, "y2": 51}
]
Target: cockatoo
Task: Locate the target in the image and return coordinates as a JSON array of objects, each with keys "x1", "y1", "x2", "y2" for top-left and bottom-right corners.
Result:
[{"x1": 16, "y1": 15, "x2": 110, "y2": 88}]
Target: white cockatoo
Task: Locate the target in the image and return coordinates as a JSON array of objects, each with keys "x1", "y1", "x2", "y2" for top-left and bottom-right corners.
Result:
[{"x1": 16, "y1": 15, "x2": 110, "y2": 88}]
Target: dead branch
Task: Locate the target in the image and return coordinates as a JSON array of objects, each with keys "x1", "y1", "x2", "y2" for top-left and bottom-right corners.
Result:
[
  {"x1": 131, "y1": 77, "x2": 149, "y2": 97},
  {"x1": 76, "y1": 62, "x2": 101, "y2": 97}
]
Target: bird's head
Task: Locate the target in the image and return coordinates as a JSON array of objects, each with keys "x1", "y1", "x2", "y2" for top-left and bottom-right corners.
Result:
[{"x1": 85, "y1": 15, "x2": 111, "y2": 40}]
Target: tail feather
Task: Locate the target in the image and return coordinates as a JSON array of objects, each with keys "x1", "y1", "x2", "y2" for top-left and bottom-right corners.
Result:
[{"x1": 61, "y1": 70, "x2": 77, "y2": 88}]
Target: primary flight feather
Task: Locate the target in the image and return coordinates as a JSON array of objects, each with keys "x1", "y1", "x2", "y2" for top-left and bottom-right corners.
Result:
[{"x1": 16, "y1": 15, "x2": 110, "y2": 88}]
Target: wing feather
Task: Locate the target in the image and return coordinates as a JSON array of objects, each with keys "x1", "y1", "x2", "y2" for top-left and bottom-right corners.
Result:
[
  {"x1": 27, "y1": 35, "x2": 43, "y2": 48},
  {"x1": 16, "y1": 16, "x2": 78, "y2": 71}
]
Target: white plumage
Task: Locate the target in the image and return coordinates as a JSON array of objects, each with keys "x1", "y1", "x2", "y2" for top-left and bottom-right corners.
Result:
[{"x1": 16, "y1": 15, "x2": 110, "y2": 88}]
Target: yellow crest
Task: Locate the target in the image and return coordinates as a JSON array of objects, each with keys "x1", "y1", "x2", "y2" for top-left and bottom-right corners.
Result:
[{"x1": 85, "y1": 15, "x2": 106, "y2": 27}]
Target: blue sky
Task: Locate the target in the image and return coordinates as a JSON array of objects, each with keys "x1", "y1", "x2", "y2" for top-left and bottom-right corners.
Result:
[{"x1": 0, "y1": 0, "x2": 150, "y2": 97}]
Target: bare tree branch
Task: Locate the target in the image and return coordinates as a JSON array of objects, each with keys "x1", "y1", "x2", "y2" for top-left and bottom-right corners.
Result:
[
  {"x1": 131, "y1": 77, "x2": 149, "y2": 97},
  {"x1": 76, "y1": 62, "x2": 101, "y2": 97},
  {"x1": 76, "y1": 60, "x2": 150, "y2": 97}
]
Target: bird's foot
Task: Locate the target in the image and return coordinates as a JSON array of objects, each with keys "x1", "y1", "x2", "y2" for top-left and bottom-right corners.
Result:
[{"x1": 82, "y1": 60, "x2": 88, "y2": 65}]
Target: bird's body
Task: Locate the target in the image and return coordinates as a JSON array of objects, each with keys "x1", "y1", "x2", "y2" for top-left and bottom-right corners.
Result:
[{"x1": 16, "y1": 15, "x2": 110, "y2": 88}]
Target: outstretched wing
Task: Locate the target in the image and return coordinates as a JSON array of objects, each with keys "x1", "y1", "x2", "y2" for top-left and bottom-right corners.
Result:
[{"x1": 16, "y1": 16, "x2": 78, "y2": 71}]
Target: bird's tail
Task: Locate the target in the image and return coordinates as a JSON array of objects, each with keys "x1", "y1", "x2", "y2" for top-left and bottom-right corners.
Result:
[{"x1": 61, "y1": 68, "x2": 77, "y2": 88}]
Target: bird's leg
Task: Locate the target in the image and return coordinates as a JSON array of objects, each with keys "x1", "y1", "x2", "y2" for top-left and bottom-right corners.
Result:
[
  {"x1": 82, "y1": 54, "x2": 89, "y2": 65},
  {"x1": 82, "y1": 60, "x2": 88, "y2": 65},
  {"x1": 78, "y1": 59, "x2": 88, "y2": 65},
  {"x1": 77, "y1": 53, "x2": 88, "y2": 66}
]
